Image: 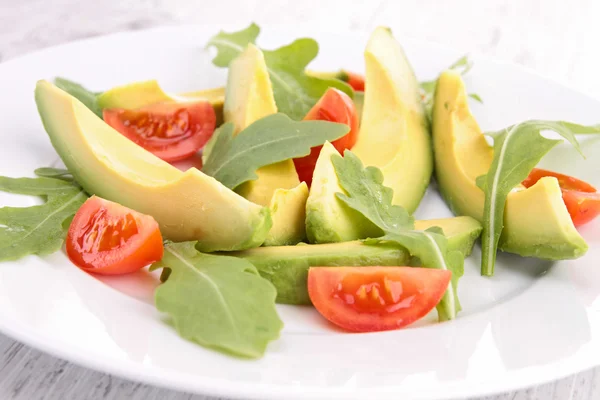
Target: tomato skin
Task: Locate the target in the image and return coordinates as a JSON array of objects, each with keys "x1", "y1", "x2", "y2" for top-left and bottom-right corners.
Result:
[
  {"x1": 562, "y1": 190, "x2": 600, "y2": 226},
  {"x1": 293, "y1": 88, "x2": 359, "y2": 186},
  {"x1": 308, "y1": 267, "x2": 451, "y2": 332},
  {"x1": 66, "y1": 196, "x2": 164, "y2": 275},
  {"x1": 344, "y1": 71, "x2": 365, "y2": 92},
  {"x1": 104, "y1": 101, "x2": 216, "y2": 162},
  {"x1": 522, "y1": 168, "x2": 600, "y2": 226}
]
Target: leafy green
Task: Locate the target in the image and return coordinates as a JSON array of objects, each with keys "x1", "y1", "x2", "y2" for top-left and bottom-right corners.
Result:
[
  {"x1": 202, "y1": 113, "x2": 349, "y2": 189},
  {"x1": 34, "y1": 167, "x2": 72, "y2": 180},
  {"x1": 150, "y1": 241, "x2": 283, "y2": 358},
  {"x1": 206, "y1": 23, "x2": 353, "y2": 120},
  {"x1": 0, "y1": 176, "x2": 88, "y2": 261},
  {"x1": 332, "y1": 151, "x2": 463, "y2": 321},
  {"x1": 54, "y1": 78, "x2": 103, "y2": 118},
  {"x1": 421, "y1": 55, "x2": 481, "y2": 119},
  {"x1": 477, "y1": 120, "x2": 600, "y2": 276},
  {"x1": 206, "y1": 23, "x2": 261, "y2": 67}
]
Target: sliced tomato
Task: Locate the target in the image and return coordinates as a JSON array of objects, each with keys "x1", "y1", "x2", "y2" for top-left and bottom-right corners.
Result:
[
  {"x1": 522, "y1": 168, "x2": 600, "y2": 226},
  {"x1": 308, "y1": 266, "x2": 451, "y2": 332},
  {"x1": 293, "y1": 88, "x2": 359, "y2": 186},
  {"x1": 104, "y1": 101, "x2": 216, "y2": 162},
  {"x1": 343, "y1": 71, "x2": 365, "y2": 92},
  {"x1": 66, "y1": 196, "x2": 164, "y2": 275}
]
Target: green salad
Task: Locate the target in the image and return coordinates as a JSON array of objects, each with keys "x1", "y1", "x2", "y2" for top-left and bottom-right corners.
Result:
[{"x1": 0, "y1": 23, "x2": 598, "y2": 359}]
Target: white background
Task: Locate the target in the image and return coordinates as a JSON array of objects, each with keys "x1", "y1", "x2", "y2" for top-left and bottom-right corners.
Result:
[{"x1": 0, "y1": 0, "x2": 599, "y2": 399}]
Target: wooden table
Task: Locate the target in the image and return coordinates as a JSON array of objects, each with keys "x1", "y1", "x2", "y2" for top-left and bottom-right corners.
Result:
[{"x1": 0, "y1": 0, "x2": 598, "y2": 398}]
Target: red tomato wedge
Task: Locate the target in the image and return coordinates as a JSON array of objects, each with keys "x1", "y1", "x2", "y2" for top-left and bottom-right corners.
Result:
[
  {"x1": 344, "y1": 71, "x2": 365, "y2": 92},
  {"x1": 67, "y1": 196, "x2": 164, "y2": 275},
  {"x1": 308, "y1": 267, "x2": 451, "y2": 332},
  {"x1": 522, "y1": 168, "x2": 600, "y2": 226},
  {"x1": 104, "y1": 101, "x2": 216, "y2": 162},
  {"x1": 293, "y1": 88, "x2": 359, "y2": 186}
]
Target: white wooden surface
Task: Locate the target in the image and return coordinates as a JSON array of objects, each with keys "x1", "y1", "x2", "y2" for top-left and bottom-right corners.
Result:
[{"x1": 0, "y1": 0, "x2": 599, "y2": 399}]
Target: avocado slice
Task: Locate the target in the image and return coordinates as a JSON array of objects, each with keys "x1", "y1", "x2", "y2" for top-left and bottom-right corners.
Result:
[
  {"x1": 351, "y1": 27, "x2": 433, "y2": 213},
  {"x1": 415, "y1": 216, "x2": 482, "y2": 257},
  {"x1": 224, "y1": 44, "x2": 306, "y2": 245},
  {"x1": 305, "y1": 141, "x2": 482, "y2": 250},
  {"x1": 229, "y1": 217, "x2": 481, "y2": 304},
  {"x1": 263, "y1": 182, "x2": 308, "y2": 246},
  {"x1": 305, "y1": 141, "x2": 379, "y2": 243},
  {"x1": 432, "y1": 71, "x2": 587, "y2": 259},
  {"x1": 97, "y1": 80, "x2": 225, "y2": 125},
  {"x1": 35, "y1": 80, "x2": 271, "y2": 252},
  {"x1": 229, "y1": 241, "x2": 410, "y2": 304}
]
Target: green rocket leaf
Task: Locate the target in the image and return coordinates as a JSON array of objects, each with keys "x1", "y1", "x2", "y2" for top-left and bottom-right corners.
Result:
[
  {"x1": 0, "y1": 176, "x2": 88, "y2": 261},
  {"x1": 151, "y1": 241, "x2": 283, "y2": 358},
  {"x1": 478, "y1": 120, "x2": 600, "y2": 276},
  {"x1": 202, "y1": 113, "x2": 349, "y2": 189},
  {"x1": 333, "y1": 150, "x2": 463, "y2": 321}
]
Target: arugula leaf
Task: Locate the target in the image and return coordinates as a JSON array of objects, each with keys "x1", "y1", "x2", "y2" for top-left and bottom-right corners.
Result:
[
  {"x1": 150, "y1": 241, "x2": 283, "y2": 358},
  {"x1": 332, "y1": 151, "x2": 463, "y2": 321},
  {"x1": 206, "y1": 23, "x2": 353, "y2": 120},
  {"x1": 206, "y1": 23, "x2": 260, "y2": 67},
  {"x1": 421, "y1": 55, "x2": 481, "y2": 119},
  {"x1": 332, "y1": 153, "x2": 414, "y2": 232},
  {"x1": 54, "y1": 78, "x2": 103, "y2": 118},
  {"x1": 0, "y1": 176, "x2": 88, "y2": 261},
  {"x1": 478, "y1": 120, "x2": 600, "y2": 276},
  {"x1": 202, "y1": 113, "x2": 349, "y2": 189},
  {"x1": 34, "y1": 167, "x2": 73, "y2": 181}
]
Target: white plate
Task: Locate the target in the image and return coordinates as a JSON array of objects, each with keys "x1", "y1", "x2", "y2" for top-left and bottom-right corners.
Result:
[{"x1": 0, "y1": 25, "x2": 598, "y2": 400}]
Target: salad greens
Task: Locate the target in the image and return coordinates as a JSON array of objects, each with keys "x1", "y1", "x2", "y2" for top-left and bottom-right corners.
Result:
[
  {"x1": 2, "y1": 23, "x2": 599, "y2": 361},
  {"x1": 202, "y1": 113, "x2": 349, "y2": 189},
  {"x1": 477, "y1": 120, "x2": 600, "y2": 276},
  {"x1": 34, "y1": 167, "x2": 73, "y2": 180},
  {"x1": 0, "y1": 176, "x2": 88, "y2": 262},
  {"x1": 332, "y1": 151, "x2": 463, "y2": 321},
  {"x1": 207, "y1": 23, "x2": 353, "y2": 120},
  {"x1": 150, "y1": 241, "x2": 282, "y2": 358},
  {"x1": 54, "y1": 77, "x2": 103, "y2": 118}
]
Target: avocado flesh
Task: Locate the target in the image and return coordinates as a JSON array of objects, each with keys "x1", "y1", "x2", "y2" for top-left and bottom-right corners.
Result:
[
  {"x1": 263, "y1": 182, "x2": 308, "y2": 246},
  {"x1": 224, "y1": 44, "x2": 306, "y2": 245},
  {"x1": 351, "y1": 27, "x2": 433, "y2": 213},
  {"x1": 229, "y1": 241, "x2": 410, "y2": 304},
  {"x1": 415, "y1": 216, "x2": 482, "y2": 257},
  {"x1": 229, "y1": 216, "x2": 481, "y2": 304},
  {"x1": 305, "y1": 141, "x2": 380, "y2": 243},
  {"x1": 97, "y1": 80, "x2": 225, "y2": 125},
  {"x1": 35, "y1": 81, "x2": 271, "y2": 252},
  {"x1": 432, "y1": 71, "x2": 587, "y2": 259}
]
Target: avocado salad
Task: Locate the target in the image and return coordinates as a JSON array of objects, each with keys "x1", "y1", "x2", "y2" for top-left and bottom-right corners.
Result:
[{"x1": 1, "y1": 23, "x2": 599, "y2": 359}]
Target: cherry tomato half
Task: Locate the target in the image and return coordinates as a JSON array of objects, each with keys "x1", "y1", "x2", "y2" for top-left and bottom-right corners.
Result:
[
  {"x1": 522, "y1": 168, "x2": 600, "y2": 226},
  {"x1": 104, "y1": 101, "x2": 216, "y2": 162},
  {"x1": 308, "y1": 266, "x2": 451, "y2": 332},
  {"x1": 293, "y1": 88, "x2": 359, "y2": 186},
  {"x1": 344, "y1": 71, "x2": 365, "y2": 92},
  {"x1": 67, "y1": 196, "x2": 164, "y2": 275}
]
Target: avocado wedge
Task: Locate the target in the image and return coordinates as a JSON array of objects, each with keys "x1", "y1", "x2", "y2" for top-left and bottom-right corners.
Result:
[
  {"x1": 35, "y1": 80, "x2": 271, "y2": 252},
  {"x1": 229, "y1": 216, "x2": 482, "y2": 304}
]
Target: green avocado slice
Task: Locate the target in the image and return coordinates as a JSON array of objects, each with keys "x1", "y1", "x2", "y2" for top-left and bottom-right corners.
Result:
[
  {"x1": 229, "y1": 217, "x2": 482, "y2": 304},
  {"x1": 35, "y1": 80, "x2": 271, "y2": 252},
  {"x1": 350, "y1": 27, "x2": 433, "y2": 213}
]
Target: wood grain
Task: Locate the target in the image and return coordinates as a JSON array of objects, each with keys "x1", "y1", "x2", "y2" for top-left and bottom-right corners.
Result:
[{"x1": 0, "y1": 0, "x2": 599, "y2": 398}]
